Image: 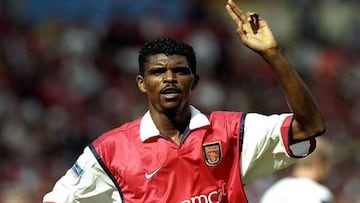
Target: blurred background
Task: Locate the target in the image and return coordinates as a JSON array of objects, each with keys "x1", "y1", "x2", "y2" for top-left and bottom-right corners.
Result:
[{"x1": 0, "y1": 0, "x2": 359, "y2": 202}]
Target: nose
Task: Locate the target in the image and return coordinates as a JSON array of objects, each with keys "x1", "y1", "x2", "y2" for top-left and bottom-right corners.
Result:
[{"x1": 163, "y1": 70, "x2": 177, "y2": 83}]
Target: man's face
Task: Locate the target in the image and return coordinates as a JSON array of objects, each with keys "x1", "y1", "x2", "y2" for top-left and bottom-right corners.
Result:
[{"x1": 136, "y1": 54, "x2": 198, "y2": 113}]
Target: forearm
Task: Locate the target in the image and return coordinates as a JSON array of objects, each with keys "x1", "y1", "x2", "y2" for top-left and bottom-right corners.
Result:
[
  {"x1": 260, "y1": 48, "x2": 325, "y2": 141},
  {"x1": 224, "y1": 0, "x2": 325, "y2": 140}
]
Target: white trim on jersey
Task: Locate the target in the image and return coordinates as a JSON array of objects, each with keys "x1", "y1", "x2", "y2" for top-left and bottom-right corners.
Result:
[{"x1": 139, "y1": 105, "x2": 210, "y2": 142}]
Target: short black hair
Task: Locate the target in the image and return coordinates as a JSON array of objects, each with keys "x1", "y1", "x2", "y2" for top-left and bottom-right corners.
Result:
[{"x1": 138, "y1": 37, "x2": 197, "y2": 75}]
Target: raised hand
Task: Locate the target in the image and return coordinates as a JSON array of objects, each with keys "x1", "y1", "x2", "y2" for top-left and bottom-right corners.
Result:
[{"x1": 225, "y1": 0, "x2": 278, "y2": 53}]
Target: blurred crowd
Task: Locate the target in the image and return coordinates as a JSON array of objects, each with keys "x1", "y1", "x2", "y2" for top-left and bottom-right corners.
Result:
[{"x1": 0, "y1": 0, "x2": 359, "y2": 202}]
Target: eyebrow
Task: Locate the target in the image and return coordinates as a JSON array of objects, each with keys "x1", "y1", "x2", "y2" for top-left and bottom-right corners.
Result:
[{"x1": 147, "y1": 66, "x2": 191, "y2": 73}]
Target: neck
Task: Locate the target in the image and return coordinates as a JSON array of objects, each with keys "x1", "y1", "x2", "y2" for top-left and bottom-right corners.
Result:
[{"x1": 149, "y1": 105, "x2": 191, "y2": 143}]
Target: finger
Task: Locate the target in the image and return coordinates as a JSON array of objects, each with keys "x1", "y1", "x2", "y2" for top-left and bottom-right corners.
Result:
[
  {"x1": 225, "y1": 4, "x2": 244, "y2": 28},
  {"x1": 227, "y1": 0, "x2": 247, "y2": 23}
]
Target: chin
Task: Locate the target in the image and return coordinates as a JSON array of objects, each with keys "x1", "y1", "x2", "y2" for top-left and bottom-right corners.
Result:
[{"x1": 159, "y1": 102, "x2": 184, "y2": 113}]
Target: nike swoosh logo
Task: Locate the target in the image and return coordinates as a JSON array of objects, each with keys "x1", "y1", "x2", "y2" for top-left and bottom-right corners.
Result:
[{"x1": 145, "y1": 167, "x2": 162, "y2": 179}]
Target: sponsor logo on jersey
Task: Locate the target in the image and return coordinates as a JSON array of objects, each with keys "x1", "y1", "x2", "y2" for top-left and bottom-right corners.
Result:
[
  {"x1": 181, "y1": 183, "x2": 227, "y2": 203},
  {"x1": 202, "y1": 141, "x2": 222, "y2": 166},
  {"x1": 71, "y1": 161, "x2": 84, "y2": 178}
]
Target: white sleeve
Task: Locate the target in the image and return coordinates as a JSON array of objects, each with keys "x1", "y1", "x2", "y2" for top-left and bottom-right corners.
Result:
[
  {"x1": 240, "y1": 113, "x2": 313, "y2": 184},
  {"x1": 43, "y1": 146, "x2": 122, "y2": 203}
]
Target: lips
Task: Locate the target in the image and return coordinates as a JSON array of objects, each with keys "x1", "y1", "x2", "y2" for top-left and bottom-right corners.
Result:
[{"x1": 160, "y1": 87, "x2": 181, "y2": 94}]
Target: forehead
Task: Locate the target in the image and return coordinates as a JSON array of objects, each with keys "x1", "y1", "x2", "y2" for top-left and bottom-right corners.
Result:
[{"x1": 146, "y1": 54, "x2": 189, "y2": 67}]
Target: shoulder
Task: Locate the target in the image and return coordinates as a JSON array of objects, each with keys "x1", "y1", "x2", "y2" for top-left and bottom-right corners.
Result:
[
  {"x1": 92, "y1": 117, "x2": 142, "y2": 148},
  {"x1": 208, "y1": 111, "x2": 245, "y2": 121},
  {"x1": 244, "y1": 113, "x2": 292, "y2": 124}
]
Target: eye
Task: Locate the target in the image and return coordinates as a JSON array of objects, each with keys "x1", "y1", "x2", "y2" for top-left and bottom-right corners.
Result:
[
  {"x1": 149, "y1": 67, "x2": 166, "y2": 75},
  {"x1": 173, "y1": 67, "x2": 191, "y2": 75}
]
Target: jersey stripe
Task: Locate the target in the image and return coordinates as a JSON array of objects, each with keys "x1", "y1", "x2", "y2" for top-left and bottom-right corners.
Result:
[
  {"x1": 239, "y1": 112, "x2": 247, "y2": 153},
  {"x1": 238, "y1": 112, "x2": 248, "y2": 202},
  {"x1": 89, "y1": 144, "x2": 125, "y2": 202}
]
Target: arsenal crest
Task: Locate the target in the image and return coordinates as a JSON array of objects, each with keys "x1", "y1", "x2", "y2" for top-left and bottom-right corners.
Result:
[{"x1": 203, "y1": 141, "x2": 222, "y2": 166}]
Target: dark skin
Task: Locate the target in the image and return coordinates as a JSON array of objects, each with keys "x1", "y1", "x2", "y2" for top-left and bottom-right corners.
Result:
[
  {"x1": 136, "y1": 0, "x2": 325, "y2": 145},
  {"x1": 136, "y1": 54, "x2": 199, "y2": 145},
  {"x1": 225, "y1": 0, "x2": 325, "y2": 141}
]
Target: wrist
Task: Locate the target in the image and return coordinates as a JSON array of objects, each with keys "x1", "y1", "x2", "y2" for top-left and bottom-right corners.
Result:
[
  {"x1": 260, "y1": 47, "x2": 283, "y2": 62},
  {"x1": 260, "y1": 46, "x2": 281, "y2": 57}
]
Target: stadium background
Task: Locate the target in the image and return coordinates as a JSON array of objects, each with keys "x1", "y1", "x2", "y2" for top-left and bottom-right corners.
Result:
[{"x1": 0, "y1": 0, "x2": 359, "y2": 202}]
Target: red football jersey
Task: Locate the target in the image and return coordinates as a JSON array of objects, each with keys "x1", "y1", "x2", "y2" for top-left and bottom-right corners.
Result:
[
  {"x1": 43, "y1": 106, "x2": 315, "y2": 203},
  {"x1": 91, "y1": 110, "x2": 246, "y2": 202}
]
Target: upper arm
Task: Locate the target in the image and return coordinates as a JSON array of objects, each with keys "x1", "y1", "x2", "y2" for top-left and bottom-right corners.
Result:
[
  {"x1": 42, "y1": 146, "x2": 121, "y2": 203},
  {"x1": 240, "y1": 113, "x2": 315, "y2": 183}
]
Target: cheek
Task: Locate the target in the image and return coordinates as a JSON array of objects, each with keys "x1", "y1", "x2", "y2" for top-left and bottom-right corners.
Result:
[
  {"x1": 185, "y1": 78, "x2": 196, "y2": 89},
  {"x1": 180, "y1": 79, "x2": 196, "y2": 96},
  {"x1": 190, "y1": 79, "x2": 197, "y2": 90},
  {"x1": 144, "y1": 79, "x2": 160, "y2": 93}
]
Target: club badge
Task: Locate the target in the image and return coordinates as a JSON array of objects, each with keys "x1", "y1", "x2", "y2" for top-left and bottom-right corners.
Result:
[{"x1": 203, "y1": 141, "x2": 222, "y2": 166}]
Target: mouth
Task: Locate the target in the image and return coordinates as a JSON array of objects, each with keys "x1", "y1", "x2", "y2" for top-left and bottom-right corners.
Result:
[
  {"x1": 160, "y1": 87, "x2": 182, "y2": 99},
  {"x1": 160, "y1": 87, "x2": 181, "y2": 94}
]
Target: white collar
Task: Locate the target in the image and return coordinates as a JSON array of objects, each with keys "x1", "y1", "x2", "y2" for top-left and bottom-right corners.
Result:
[{"x1": 139, "y1": 105, "x2": 210, "y2": 142}]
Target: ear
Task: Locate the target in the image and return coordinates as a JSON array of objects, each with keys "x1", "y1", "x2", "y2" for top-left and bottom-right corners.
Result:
[
  {"x1": 136, "y1": 74, "x2": 147, "y2": 93},
  {"x1": 191, "y1": 74, "x2": 200, "y2": 90}
]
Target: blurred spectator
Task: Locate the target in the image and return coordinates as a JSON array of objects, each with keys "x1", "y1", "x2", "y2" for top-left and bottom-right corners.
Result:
[
  {"x1": 0, "y1": 0, "x2": 359, "y2": 202},
  {"x1": 260, "y1": 137, "x2": 335, "y2": 203}
]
